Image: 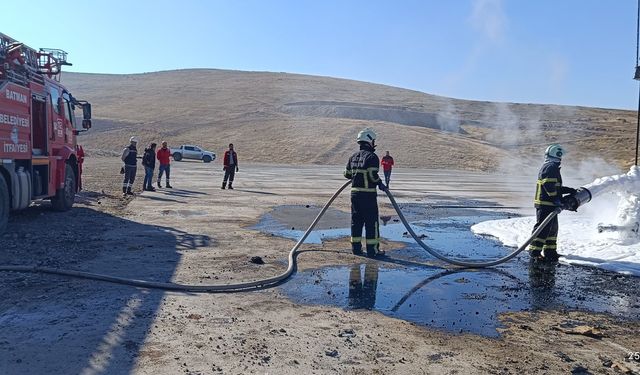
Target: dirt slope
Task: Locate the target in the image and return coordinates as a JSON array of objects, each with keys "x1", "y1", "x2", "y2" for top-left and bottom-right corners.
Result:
[{"x1": 61, "y1": 69, "x2": 636, "y2": 171}]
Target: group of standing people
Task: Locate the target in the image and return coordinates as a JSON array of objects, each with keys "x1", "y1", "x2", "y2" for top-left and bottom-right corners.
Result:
[
  {"x1": 121, "y1": 137, "x2": 172, "y2": 196},
  {"x1": 123, "y1": 128, "x2": 571, "y2": 270},
  {"x1": 121, "y1": 125, "x2": 573, "y2": 276},
  {"x1": 121, "y1": 139, "x2": 239, "y2": 195}
]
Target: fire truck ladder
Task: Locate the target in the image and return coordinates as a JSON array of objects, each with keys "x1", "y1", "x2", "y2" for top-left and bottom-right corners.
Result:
[{"x1": 0, "y1": 33, "x2": 71, "y2": 85}]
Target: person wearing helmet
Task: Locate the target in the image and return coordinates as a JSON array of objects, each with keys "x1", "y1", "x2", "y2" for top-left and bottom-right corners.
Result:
[
  {"x1": 121, "y1": 136, "x2": 139, "y2": 196},
  {"x1": 344, "y1": 128, "x2": 388, "y2": 258},
  {"x1": 529, "y1": 144, "x2": 576, "y2": 261}
]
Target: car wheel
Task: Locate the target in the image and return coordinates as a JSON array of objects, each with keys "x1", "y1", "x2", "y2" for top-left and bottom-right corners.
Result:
[
  {"x1": 203, "y1": 155, "x2": 212, "y2": 163},
  {"x1": 173, "y1": 153, "x2": 183, "y2": 161}
]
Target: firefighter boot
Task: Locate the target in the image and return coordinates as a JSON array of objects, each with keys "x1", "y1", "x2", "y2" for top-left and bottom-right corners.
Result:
[
  {"x1": 352, "y1": 243, "x2": 363, "y2": 256},
  {"x1": 366, "y1": 246, "x2": 385, "y2": 258},
  {"x1": 543, "y1": 249, "x2": 560, "y2": 262},
  {"x1": 529, "y1": 250, "x2": 542, "y2": 261},
  {"x1": 222, "y1": 182, "x2": 226, "y2": 189}
]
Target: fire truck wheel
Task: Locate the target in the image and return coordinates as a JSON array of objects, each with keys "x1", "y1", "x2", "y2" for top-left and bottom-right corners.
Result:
[
  {"x1": 0, "y1": 173, "x2": 8, "y2": 234},
  {"x1": 51, "y1": 164, "x2": 76, "y2": 212}
]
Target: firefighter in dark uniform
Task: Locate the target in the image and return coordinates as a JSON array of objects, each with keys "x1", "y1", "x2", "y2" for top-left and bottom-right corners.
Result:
[
  {"x1": 529, "y1": 144, "x2": 576, "y2": 261},
  {"x1": 344, "y1": 128, "x2": 388, "y2": 258}
]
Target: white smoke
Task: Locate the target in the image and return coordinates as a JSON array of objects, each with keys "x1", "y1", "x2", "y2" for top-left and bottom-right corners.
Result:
[
  {"x1": 470, "y1": 0, "x2": 507, "y2": 43},
  {"x1": 435, "y1": 101, "x2": 461, "y2": 132}
]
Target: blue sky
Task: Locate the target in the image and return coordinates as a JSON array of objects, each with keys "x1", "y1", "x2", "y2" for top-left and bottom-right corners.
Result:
[{"x1": 3, "y1": 0, "x2": 638, "y2": 109}]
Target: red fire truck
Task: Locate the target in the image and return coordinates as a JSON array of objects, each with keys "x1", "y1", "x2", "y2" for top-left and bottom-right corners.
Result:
[{"x1": 0, "y1": 33, "x2": 92, "y2": 234}]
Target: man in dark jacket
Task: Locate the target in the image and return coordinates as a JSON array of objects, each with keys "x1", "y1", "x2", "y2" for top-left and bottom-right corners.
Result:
[
  {"x1": 142, "y1": 142, "x2": 157, "y2": 191},
  {"x1": 222, "y1": 143, "x2": 239, "y2": 189},
  {"x1": 121, "y1": 136, "x2": 138, "y2": 196},
  {"x1": 529, "y1": 144, "x2": 576, "y2": 262},
  {"x1": 344, "y1": 128, "x2": 387, "y2": 258}
]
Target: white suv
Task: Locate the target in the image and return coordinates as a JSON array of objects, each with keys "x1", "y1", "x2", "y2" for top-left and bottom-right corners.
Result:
[{"x1": 170, "y1": 145, "x2": 216, "y2": 163}]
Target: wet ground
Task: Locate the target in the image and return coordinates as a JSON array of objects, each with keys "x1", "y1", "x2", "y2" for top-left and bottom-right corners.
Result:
[
  {"x1": 3, "y1": 161, "x2": 639, "y2": 374},
  {"x1": 256, "y1": 203, "x2": 640, "y2": 337}
]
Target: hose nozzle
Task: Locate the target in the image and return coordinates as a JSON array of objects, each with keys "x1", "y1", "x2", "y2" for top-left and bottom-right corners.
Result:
[{"x1": 561, "y1": 187, "x2": 592, "y2": 212}]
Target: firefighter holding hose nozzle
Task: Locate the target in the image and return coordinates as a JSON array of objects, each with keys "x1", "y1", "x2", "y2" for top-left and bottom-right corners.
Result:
[
  {"x1": 344, "y1": 128, "x2": 388, "y2": 258},
  {"x1": 529, "y1": 144, "x2": 577, "y2": 262}
]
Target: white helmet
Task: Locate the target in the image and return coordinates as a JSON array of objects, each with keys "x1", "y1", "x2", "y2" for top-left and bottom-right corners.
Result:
[
  {"x1": 129, "y1": 136, "x2": 139, "y2": 143},
  {"x1": 356, "y1": 128, "x2": 377, "y2": 144},
  {"x1": 545, "y1": 144, "x2": 565, "y2": 159}
]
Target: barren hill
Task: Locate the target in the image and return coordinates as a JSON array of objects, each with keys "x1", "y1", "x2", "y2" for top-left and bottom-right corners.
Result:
[{"x1": 62, "y1": 69, "x2": 636, "y2": 171}]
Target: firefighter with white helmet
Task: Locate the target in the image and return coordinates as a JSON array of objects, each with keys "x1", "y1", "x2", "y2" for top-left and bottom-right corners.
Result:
[
  {"x1": 121, "y1": 136, "x2": 139, "y2": 196},
  {"x1": 344, "y1": 128, "x2": 388, "y2": 257},
  {"x1": 529, "y1": 144, "x2": 576, "y2": 261}
]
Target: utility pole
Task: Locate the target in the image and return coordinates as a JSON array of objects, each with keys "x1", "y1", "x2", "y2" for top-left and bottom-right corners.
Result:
[{"x1": 635, "y1": 0, "x2": 640, "y2": 166}]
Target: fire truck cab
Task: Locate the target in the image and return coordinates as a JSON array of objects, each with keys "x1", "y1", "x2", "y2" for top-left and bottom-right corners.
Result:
[{"x1": 0, "y1": 33, "x2": 92, "y2": 234}]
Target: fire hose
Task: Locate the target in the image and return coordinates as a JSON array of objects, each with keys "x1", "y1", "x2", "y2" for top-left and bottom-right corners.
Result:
[{"x1": 0, "y1": 181, "x2": 572, "y2": 292}]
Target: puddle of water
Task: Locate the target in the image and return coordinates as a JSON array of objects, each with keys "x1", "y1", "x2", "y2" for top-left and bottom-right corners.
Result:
[
  {"x1": 282, "y1": 260, "x2": 640, "y2": 337},
  {"x1": 256, "y1": 203, "x2": 512, "y2": 261},
  {"x1": 284, "y1": 264, "x2": 528, "y2": 337},
  {"x1": 252, "y1": 205, "x2": 351, "y2": 240},
  {"x1": 266, "y1": 205, "x2": 640, "y2": 337}
]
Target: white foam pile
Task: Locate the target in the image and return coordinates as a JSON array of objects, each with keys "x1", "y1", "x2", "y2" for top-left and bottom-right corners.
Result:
[{"x1": 472, "y1": 166, "x2": 640, "y2": 276}]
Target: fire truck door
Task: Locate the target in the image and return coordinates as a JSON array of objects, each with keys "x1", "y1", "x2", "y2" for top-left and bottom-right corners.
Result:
[{"x1": 31, "y1": 95, "x2": 47, "y2": 155}]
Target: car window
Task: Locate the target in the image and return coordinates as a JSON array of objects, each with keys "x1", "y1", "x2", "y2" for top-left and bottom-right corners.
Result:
[
  {"x1": 194, "y1": 147, "x2": 201, "y2": 152},
  {"x1": 185, "y1": 146, "x2": 194, "y2": 151},
  {"x1": 62, "y1": 92, "x2": 74, "y2": 125},
  {"x1": 49, "y1": 86, "x2": 60, "y2": 114}
]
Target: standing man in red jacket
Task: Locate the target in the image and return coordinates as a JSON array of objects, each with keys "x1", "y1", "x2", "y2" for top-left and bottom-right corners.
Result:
[
  {"x1": 222, "y1": 143, "x2": 239, "y2": 189},
  {"x1": 381, "y1": 151, "x2": 395, "y2": 188},
  {"x1": 156, "y1": 141, "x2": 172, "y2": 189}
]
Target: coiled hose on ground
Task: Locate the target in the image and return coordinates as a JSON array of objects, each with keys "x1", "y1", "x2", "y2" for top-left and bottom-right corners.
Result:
[{"x1": 0, "y1": 181, "x2": 560, "y2": 292}]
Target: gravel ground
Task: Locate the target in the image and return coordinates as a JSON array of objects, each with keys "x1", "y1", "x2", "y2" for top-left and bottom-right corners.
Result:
[{"x1": 1, "y1": 157, "x2": 639, "y2": 374}]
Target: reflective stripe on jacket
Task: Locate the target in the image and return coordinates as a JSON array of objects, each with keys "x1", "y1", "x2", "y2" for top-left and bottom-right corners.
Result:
[
  {"x1": 534, "y1": 161, "x2": 562, "y2": 207},
  {"x1": 122, "y1": 145, "x2": 137, "y2": 167},
  {"x1": 344, "y1": 143, "x2": 382, "y2": 193}
]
